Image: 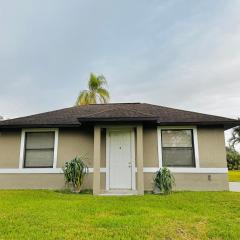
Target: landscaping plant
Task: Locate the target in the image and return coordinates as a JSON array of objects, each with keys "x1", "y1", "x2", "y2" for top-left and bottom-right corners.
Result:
[
  {"x1": 63, "y1": 156, "x2": 89, "y2": 193},
  {"x1": 154, "y1": 167, "x2": 175, "y2": 194}
]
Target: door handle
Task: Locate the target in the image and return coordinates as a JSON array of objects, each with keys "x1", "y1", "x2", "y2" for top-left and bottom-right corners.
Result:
[{"x1": 128, "y1": 162, "x2": 132, "y2": 168}]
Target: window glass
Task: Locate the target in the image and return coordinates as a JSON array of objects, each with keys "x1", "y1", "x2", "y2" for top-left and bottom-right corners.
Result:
[
  {"x1": 162, "y1": 130, "x2": 192, "y2": 147},
  {"x1": 24, "y1": 132, "x2": 55, "y2": 168},
  {"x1": 162, "y1": 130, "x2": 195, "y2": 167}
]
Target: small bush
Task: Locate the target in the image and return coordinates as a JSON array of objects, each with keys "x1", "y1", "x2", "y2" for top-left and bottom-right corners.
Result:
[
  {"x1": 154, "y1": 167, "x2": 175, "y2": 194},
  {"x1": 63, "y1": 156, "x2": 89, "y2": 193}
]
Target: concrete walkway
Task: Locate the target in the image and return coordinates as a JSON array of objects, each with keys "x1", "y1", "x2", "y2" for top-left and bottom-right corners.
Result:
[{"x1": 229, "y1": 182, "x2": 240, "y2": 192}]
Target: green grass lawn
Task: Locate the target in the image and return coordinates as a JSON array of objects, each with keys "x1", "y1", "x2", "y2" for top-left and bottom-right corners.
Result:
[
  {"x1": 228, "y1": 170, "x2": 240, "y2": 182},
  {"x1": 0, "y1": 191, "x2": 240, "y2": 240}
]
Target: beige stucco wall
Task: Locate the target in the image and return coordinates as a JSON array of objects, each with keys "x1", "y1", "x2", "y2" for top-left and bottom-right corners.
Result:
[
  {"x1": 0, "y1": 173, "x2": 93, "y2": 189},
  {"x1": 141, "y1": 127, "x2": 228, "y2": 169},
  {"x1": 100, "y1": 173, "x2": 106, "y2": 190},
  {"x1": 57, "y1": 128, "x2": 94, "y2": 168},
  {"x1": 0, "y1": 126, "x2": 229, "y2": 191},
  {"x1": 197, "y1": 127, "x2": 227, "y2": 168},
  {"x1": 0, "y1": 174, "x2": 65, "y2": 189},
  {"x1": 144, "y1": 172, "x2": 229, "y2": 191},
  {"x1": 0, "y1": 130, "x2": 21, "y2": 168},
  {"x1": 0, "y1": 127, "x2": 227, "y2": 170},
  {"x1": 143, "y1": 127, "x2": 158, "y2": 167}
]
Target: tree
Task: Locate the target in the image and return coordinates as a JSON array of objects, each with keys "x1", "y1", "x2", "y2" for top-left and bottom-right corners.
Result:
[
  {"x1": 75, "y1": 73, "x2": 110, "y2": 106},
  {"x1": 226, "y1": 146, "x2": 240, "y2": 170},
  {"x1": 229, "y1": 124, "x2": 240, "y2": 149}
]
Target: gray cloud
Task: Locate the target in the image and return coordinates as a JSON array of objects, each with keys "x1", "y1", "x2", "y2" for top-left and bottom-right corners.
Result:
[{"x1": 0, "y1": 0, "x2": 239, "y2": 128}]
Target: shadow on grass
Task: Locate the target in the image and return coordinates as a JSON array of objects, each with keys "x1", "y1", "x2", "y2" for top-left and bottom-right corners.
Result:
[{"x1": 55, "y1": 188, "x2": 93, "y2": 195}]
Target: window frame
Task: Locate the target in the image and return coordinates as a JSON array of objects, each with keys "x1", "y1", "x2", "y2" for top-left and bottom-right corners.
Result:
[
  {"x1": 19, "y1": 128, "x2": 59, "y2": 169},
  {"x1": 157, "y1": 126, "x2": 200, "y2": 169}
]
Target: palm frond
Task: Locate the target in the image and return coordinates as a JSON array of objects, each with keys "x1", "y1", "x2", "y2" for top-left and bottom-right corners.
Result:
[
  {"x1": 75, "y1": 73, "x2": 110, "y2": 105},
  {"x1": 97, "y1": 87, "x2": 110, "y2": 103},
  {"x1": 75, "y1": 90, "x2": 90, "y2": 106},
  {"x1": 88, "y1": 73, "x2": 98, "y2": 91},
  {"x1": 88, "y1": 91, "x2": 97, "y2": 104},
  {"x1": 97, "y1": 75, "x2": 108, "y2": 87},
  {"x1": 88, "y1": 73, "x2": 107, "y2": 91}
]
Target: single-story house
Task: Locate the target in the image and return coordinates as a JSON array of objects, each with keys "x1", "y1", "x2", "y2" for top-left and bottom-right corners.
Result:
[{"x1": 0, "y1": 103, "x2": 239, "y2": 195}]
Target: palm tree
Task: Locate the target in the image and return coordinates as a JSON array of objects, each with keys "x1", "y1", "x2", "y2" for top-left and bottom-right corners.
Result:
[
  {"x1": 75, "y1": 73, "x2": 110, "y2": 106},
  {"x1": 229, "y1": 124, "x2": 240, "y2": 148}
]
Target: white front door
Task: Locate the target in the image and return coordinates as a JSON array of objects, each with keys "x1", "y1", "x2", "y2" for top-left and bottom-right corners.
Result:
[{"x1": 108, "y1": 130, "x2": 134, "y2": 189}]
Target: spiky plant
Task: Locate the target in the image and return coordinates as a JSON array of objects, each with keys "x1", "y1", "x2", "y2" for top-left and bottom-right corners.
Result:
[
  {"x1": 63, "y1": 156, "x2": 89, "y2": 193},
  {"x1": 154, "y1": 167, "x2": 175, "y2": 194}
]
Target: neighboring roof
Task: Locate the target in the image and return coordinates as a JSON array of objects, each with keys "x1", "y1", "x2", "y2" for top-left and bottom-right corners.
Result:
[{"x1": 0, "y1": 103, "x2": 239, "y2": 130}]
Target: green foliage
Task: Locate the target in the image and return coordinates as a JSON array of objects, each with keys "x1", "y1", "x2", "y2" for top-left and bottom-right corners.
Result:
[
  {"x1": 154, "y1": 167, "x2": 175, "y2": 194},
  {"x1": 75, "y1": 73, "x2": 110, "y2": 105},
  {"x1": 226, "y1": 146, "x2": 240, "y2": 170},
  {"x1": 229, "y1": 124, "x2": 240, "y2": 148},
  {"x1": 63, "y1": 156, "x2": 88, "y2": 193}
]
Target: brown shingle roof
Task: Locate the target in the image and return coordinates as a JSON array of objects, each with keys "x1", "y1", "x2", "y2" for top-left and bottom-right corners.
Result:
[{"x1": 0, "y1": 103, "x2": 239, "y2": 129}]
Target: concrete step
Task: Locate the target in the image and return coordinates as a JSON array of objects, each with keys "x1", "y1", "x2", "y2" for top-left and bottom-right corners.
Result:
[{"x1": 99, "y1": 189, "x2": 138, "y2": 196}]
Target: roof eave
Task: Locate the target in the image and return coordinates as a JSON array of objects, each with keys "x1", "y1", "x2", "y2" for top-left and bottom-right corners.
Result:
[
  {"x1": 0, "y1": 123, "x2": 81, "y2": 129},
  {"x1": 157, "y1": 120, "x2": 240, "y2": 130}
]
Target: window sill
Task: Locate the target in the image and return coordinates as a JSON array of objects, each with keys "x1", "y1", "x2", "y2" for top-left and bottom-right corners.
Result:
[
  {"x1": 0, "y1": 168, "x2": 63, "y2": 174},
  {"x1": 143, "y1": 167, "x2": 228, "y2": 173},
  {"x1": 0, "y1": 167, "x2": 228, "y2": 174}
]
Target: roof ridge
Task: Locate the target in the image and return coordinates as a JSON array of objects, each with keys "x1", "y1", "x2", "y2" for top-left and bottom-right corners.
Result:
[
  {"x1": 118, "y1": 105, "x2": 155, "y2": 117},
  {"x1": 79, "y1": 105, "x2": 155, "y2": 118},
  {"x1": 79, "y1": 107, "x2": 117, "y2": 118}
]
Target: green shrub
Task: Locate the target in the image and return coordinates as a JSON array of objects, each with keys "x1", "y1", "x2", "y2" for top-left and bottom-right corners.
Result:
[
  {"x1": 226, "y1": 147, "x2": 240, "y2": 170},
  {"x1": 154, "y1": 167, "x2": 175, "y2": 194},
  {"x1": 63, "y1": 156, "x2": 89, "y2": 193}
]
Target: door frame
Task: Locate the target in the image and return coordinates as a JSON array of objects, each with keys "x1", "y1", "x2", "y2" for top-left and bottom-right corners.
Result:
[{"x1": 106, "y1": 127, "x2": 136, "y2": 191}]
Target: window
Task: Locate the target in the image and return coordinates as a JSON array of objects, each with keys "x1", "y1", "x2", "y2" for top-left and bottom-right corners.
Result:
[
  {"x1": 24, "y1": 132, "x2": 55, "y2": 168},
  {"x1": 161, "y1": 129, "x2": 195, "y2": 167}
]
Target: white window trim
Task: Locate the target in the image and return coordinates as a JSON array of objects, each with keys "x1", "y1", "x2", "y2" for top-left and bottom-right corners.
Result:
[
  {"x1": 142, "y1": 167, "x2": 228, "y2": 174},
  {"x1": 157, "y1": 126, "x2": 200, "y2": 171},
  {"x1": 19, "y1": 128, "x2": 59, "y2": 169}
]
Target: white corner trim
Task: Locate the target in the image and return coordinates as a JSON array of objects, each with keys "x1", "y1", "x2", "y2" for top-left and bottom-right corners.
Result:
[
  {"x1": 142, "y1": 167, "x2": 228, "y2": 174},
  {"x1": 19, "y1": 130, "x2": 25, "y2": 168},
  {"x1": 157, "y1": 127, "x2": 162, "y2": 168},
  {"x1": 89, "y1": 168, "x2": 106, "y2": 173},
  {"x1": 193, "y1": 127, "x2": 200, "y2": 168},
  {"x1": 0, "y1": 167, "x2": 227, "y2": 174},
  {"x1": 0, "y1": 167, "x2": 106, "y2": 174},
  {"x1": 19, "y1": 128, "x2": 59, "y2": 169},
  {"x1": 0, "y1": 168, "x2": 64, "y2": 174},
  {"x1": 53, "y1": 129, "x2": 59, "y2": 168},
  {"x1": 157, "y1": 126, "x2": 200, "y2": 169}
]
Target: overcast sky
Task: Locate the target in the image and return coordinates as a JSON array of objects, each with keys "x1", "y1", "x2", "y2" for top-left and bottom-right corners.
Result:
[{"x1": 0, "y1": 0, "x2": 239, "y2": 142}]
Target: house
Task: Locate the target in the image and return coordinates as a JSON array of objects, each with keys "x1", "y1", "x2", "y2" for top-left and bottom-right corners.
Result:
[{"x1": 0, "y1": 103, "x2": 239, "y2": 195}]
